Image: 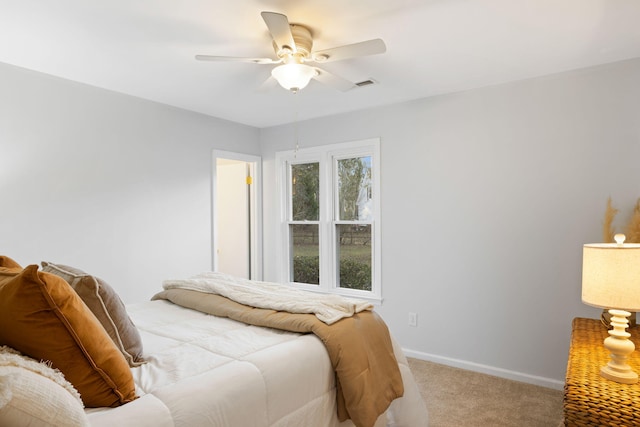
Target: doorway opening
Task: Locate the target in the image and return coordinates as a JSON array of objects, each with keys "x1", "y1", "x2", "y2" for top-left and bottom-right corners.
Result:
[{"x1": 212, "y1": 150, "x2": 262, "y2": 280}]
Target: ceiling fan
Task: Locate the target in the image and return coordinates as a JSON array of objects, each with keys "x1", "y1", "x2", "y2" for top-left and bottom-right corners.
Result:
[{"x1": 195, "y1": 11, "x2": 386, "y2": 93}]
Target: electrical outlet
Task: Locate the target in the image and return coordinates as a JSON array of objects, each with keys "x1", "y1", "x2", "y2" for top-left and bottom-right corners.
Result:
[{"x1": 408, "y1": 312, "x2": 417, "y2": 327}]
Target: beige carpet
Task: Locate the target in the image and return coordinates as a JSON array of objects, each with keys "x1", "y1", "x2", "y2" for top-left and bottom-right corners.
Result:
[{"x1": 408, "y1": 358, "x2": 564, "y2": 427}]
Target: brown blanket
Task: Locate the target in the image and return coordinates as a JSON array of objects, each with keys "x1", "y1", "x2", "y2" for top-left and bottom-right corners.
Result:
[{"x1": 152, "y1": 288, "x2": 404, "y2": 427}]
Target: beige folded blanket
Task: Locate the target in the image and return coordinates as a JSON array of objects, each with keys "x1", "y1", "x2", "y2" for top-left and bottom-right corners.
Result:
[
  {"x1": 152, "y1": 288, "x2": 404, "y2": 427},
  {"x1": 162, "y1": 271, "x2": 373, "y2": 325}
]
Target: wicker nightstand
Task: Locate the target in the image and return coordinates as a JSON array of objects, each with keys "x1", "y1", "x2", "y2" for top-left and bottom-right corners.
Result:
[{"x1": 564, "y1": 318, "x2": 640, "y2": 426}]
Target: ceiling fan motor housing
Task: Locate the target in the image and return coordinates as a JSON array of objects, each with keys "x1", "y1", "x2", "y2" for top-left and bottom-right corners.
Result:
[{"x1": 273, "y1": 24, "x2": 313, "y2": 59}]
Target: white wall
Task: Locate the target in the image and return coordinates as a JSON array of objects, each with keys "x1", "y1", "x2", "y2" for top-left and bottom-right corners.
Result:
[
  {"x1": 259, "y1": 58, "x2": 640, "y2": 387},
  {"x1": 0, "y1": 62, "x2": 260, "y2": 303}
]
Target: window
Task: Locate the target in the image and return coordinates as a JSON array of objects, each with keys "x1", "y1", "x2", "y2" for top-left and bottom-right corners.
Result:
[{"x1": 276, "y1": 138, "x2": 381, "y2": 301}]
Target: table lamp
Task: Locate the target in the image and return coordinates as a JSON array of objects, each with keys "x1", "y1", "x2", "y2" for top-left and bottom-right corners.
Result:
[{"x1": 582, "y1": 234, "x2": 640, "y2": 384}]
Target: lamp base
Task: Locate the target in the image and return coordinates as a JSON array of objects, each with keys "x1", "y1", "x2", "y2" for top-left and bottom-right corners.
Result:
[
  {"x1": 600, "y1": 309, "x2": 638, "y2": 384},
  {"x1": 600, "y1": 366, "x2": 638, "y2": 384}
]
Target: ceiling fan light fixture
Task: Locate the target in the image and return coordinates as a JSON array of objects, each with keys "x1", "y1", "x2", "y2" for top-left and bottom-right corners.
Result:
[{"x1": 271, "y1": 63, "x2": 316, "y2": 92}]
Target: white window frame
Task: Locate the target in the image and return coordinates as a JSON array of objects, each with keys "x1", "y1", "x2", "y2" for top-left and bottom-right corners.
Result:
[{"x1": 275, "y1": 138, "x2": 381, "y2": 302}]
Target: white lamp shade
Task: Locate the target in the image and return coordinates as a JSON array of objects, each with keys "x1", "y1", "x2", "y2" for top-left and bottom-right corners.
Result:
[
  {"x1": 582, "y1": 242, "x2": 640, "y2": 311},
  {"x1": 271, "y1": 64, "x2": 316, "y2": 91}
]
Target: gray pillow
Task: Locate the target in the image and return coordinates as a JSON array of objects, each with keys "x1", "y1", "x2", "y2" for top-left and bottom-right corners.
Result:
[{"x1": 41, "y1": 262, "x2": 145, "y2": 367}]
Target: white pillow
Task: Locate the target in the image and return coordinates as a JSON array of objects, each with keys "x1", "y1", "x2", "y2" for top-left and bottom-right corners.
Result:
[{"x1": 0, "y1": 346, "x2": 89, "y2": 427}]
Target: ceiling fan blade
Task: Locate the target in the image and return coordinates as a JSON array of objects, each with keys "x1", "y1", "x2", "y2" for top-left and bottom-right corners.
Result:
[
  {"x1": 261, "y1": 11, "x2": 296, "y2": 53},
  {"x1": 312, "y1": 39, "x2": 386, "y2": 63},
  {"x1": 195, "y1": 55, "x2": 280, "y2": 65},
  {"x1": 312, "y1": 68, "x2": 356, "y2": 92}
]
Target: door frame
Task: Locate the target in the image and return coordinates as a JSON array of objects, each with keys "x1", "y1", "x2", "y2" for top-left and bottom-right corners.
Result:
[{"x1": 211, "y1": 150, "x2": 262, "y2": 280}]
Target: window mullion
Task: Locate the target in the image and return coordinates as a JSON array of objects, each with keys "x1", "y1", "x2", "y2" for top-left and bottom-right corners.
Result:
[{"x1": 319, "y1": 151, "x2": 333, "y2": 292}]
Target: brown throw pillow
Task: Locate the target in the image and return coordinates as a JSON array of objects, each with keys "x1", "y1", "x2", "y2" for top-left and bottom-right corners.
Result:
[
  {"x1": 0, "y1": 256, "x2": 21, "y2": 269},
  {"x1": 41, "y1": 262, "x2": 145, "y2": 367},
  {"x1": 0, "y1": 265, "x2": 137, "y2": 407}
]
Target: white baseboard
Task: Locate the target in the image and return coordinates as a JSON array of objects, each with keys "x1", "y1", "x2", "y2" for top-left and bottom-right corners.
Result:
[{"x1": 403, "y1": 348, "x2": 564, "y2": 391}]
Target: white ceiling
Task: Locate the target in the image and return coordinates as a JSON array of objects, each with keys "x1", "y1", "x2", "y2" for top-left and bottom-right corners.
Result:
[{"x1": 2, "y1": 0, "x2": 640, "y2": 128}]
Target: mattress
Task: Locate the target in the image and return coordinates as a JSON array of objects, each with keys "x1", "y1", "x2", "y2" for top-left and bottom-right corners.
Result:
[{"x1": 85, "y1": 299, "x2": 428, "y2": 427}]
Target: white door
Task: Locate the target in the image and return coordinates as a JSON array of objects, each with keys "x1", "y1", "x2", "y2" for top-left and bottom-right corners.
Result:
[{"x1": 212, "y1": 151, "x2": 262, "y2": 280}]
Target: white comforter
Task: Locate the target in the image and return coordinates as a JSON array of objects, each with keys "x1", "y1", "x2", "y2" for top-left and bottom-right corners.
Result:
[{"x1": 85, "y1": 300, "x2": 428, "y2": 427}]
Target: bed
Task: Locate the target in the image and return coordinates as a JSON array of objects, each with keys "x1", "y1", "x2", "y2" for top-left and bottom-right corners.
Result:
[{"x1": 0, "y1": 257, "x2": 428, "y2": 427}]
